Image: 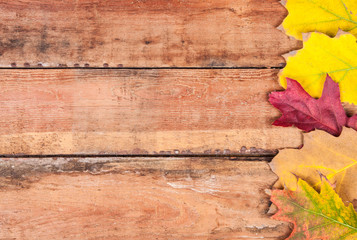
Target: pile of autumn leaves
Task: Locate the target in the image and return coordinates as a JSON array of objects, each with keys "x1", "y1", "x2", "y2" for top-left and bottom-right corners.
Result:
[{"x1": 268, "y1": 0, "x2": 357, "y2": 239}]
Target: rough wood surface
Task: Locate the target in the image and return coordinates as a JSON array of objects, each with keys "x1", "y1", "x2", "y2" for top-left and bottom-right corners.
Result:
[
  {"x1": 0, "y1": 1, "x2": 300, "y2": 238},
  {"x1": 0, "y1": 69, "x2": 301, "y2": 155},
  {"x1": 0, "y1": 157, "x2": 291, "y2": 239},
  {"x1": 0, "y1": 0, "x2": 301, "y2": 68}
]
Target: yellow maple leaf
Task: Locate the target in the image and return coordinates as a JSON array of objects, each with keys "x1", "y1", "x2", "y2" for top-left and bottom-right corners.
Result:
[
  {"x1": 279, "y1": 32, "x2": 357, "y2": 104},
  {"x1": 270, "y1": 127, "x2": 357, "y2": 205},
  {"x1": 282, "y1": 0, "x2": 357, "y2": 40}
]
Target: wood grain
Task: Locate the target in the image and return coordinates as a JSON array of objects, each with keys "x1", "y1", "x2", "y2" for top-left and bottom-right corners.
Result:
[
  {"x1": 0, "y1": 157, "x2": 291, "y2": 239},
  {"x1": 0, "y1": 69, "x2": 301, "y2": 155},
  {"x1": 0, "y1": 0, "x2": 301, "y2": 68},
  {"x1": 0, "y1": 1, "x2": 299, "y2": 239}
]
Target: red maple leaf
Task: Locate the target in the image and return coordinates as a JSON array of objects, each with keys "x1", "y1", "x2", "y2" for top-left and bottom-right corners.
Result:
[{"x1": 269, "y1": 75, "x2": 348, "y2": 136}]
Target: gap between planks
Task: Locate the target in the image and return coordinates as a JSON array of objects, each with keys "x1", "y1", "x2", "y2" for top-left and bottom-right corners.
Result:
[
  {"x1": 0, "y1": 154, "x2": 277, "y2": 160},
  {"x1": 0, "y1": 66, "x2": 285, "y2": 70}
]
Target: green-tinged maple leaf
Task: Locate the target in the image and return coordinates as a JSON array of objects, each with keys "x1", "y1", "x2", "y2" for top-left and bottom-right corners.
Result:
[
  {"x1": 282, "y1": 0, "x2": 357, "y2": 40},
  {"x1": 271, "y1": 179, "x2": 357, "y2": 239}
]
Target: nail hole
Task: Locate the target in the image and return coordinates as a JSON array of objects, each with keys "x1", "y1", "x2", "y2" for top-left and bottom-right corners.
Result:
[
  {"x1": 74, "y1": 63, "x2": 80, "y2": 68},
  {"x1": 84, "y1": 63, "x2": 90, "y2": 68},
  {"x1": 24, "y1": 62, "x2": 30, "y2": 67},
  {"x1": 11, "y1": 63, "x2": 16, "y2": 67},
  {"x1": 117, "y1": 64, "x2": 123, "y2": 68},
  {"x1": 37, "y1": 63, "x2": 43, "y2": 67},
  {"x1": 103, "y1": 63, "x2": 109, "y2": 68}
]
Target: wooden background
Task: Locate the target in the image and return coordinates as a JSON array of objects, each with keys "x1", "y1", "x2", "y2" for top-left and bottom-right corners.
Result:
[{"x1": 0, "y1": 1, "x2": 302, "y2": 239}]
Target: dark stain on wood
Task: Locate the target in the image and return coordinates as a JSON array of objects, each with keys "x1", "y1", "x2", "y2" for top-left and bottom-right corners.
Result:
[
  {"x1": 38, "y1": 26, "x2": 50, "y2": 53},
  {"x1": 0, "y1": 156, "x2": 274, "y2": 189}
]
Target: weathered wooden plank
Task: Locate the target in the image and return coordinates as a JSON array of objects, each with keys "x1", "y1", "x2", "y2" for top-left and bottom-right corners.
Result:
[
  {"x1": 0, "y1": 69, "x2": 301, "y2": 155},
  {"x1": 0, "y1": 0, "x2": 301, "y2": 68},
  {"x1": 0, "y1": 157, "x2": 291, "y2": 239}
]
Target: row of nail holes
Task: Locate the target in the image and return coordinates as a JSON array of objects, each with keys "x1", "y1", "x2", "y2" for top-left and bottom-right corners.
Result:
[{"x1": 10, "y1": 63, "x2": 123, "y2": 68}]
